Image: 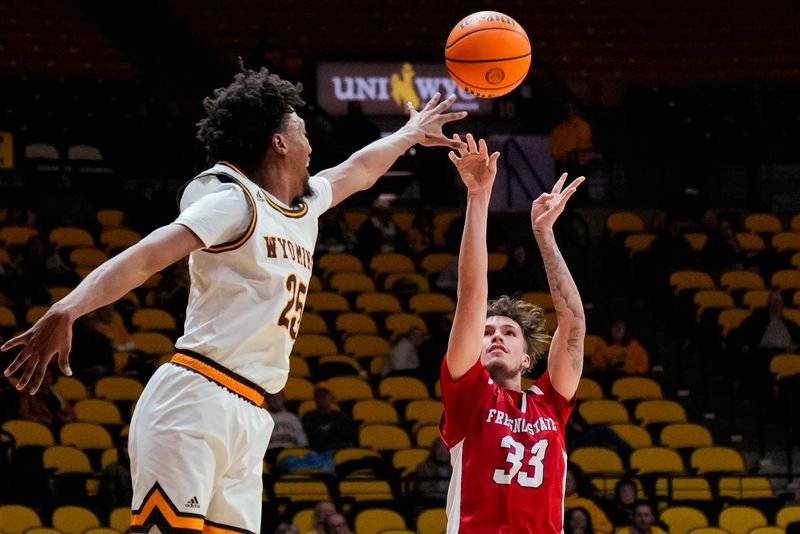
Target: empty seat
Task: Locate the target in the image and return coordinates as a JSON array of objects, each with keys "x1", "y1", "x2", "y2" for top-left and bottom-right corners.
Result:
[
  {"x1": 379, "y1": 376, "x2": 429, "y2": 401},
  {"x1": 776, "y1": 505, "x2": 800, "y2": 528},
  {"x1": 577, "y1": 399, "x2": 630, "y2": 425},
  {"x1": 1, "y1": 419, "x2": 55, "y2": 446},
  {"x1": 131, "y1": 308, "x2": 177, "y2": 331},
  {"x1": 100, "y1": 229, "x2": 141, "y2": 250},
  {"x1": 744, "y1": 213, "x2": 782, "y2": 234},
  {"x1": 130, "y1": 332, "x2": 174, "y2": 354},
  {"x1": 304, "y1": 292, "x2": 350, "y2": 313},
  {"x1": 690, "y1": 446, "x2": 746, "y2": 474},
  {"x1": 670, "y1": 270, "x2": 715, "y2": 295},
  {"x1": 95, "y1": 376, "x2": 144, "y2": 401},
  {"x1": 635, "y1": 399, "x2": 687, "y2": 426},
  {"x1": 771, "y1": 269, "x2": 800, "y2": 291},
  {"x1": 74, "y1": 399, "x2": 123, "y2": 425},
  {"x1": 338, "y1": 478, "x2": 394, "y2": 502},
  {"x1": 570, "y1": 447, "x2": 624, "y2": 475},
  {"x1": 415, "y1": 424, "x2": 441, "y2": 448},
  {"x1": 405, "y1": 400, "x2": 443, "y2": 429},
  {"x1": 408, "y1": 292, "x2": 456, "y2": 314},
  {"x1": 359, "y1": 424, "x2": 411, "y2": 451},
  {"x1": 611, "y1": 377, "x2": 663, "y2": 401},
  {"x1": 317, "y1": 253, "x2": 364, "y2": 274},
  {"x1": 273, "y1": 475, "x2": 330, "y2": 501},
  {"x1": 0, "y1": 226, "x2": 38, "y2": 246},
  {"x1": 607, "y1": 212, "x2": 646, "y2": 235},
  {"x1": 352, "y1": 399, "x2": 399, "y2": 424},
  {"x1": 43, "y1": 445, "x2": 93, "y2": 474},
  {"x1": 324, "y1": 376, "x2": 374, "y2": 401},
  {"x1": 693, "y1": 290, "x2": 735, "y2": 320},
  {"x1": 49, "y1": 227, "x2": 95, "y2": 248},
  {"x1": 717, "y1": 505, "x2": 768, "y2": 534},
  {"x1": 297, "y1": 312, "x2": 328, "y2": 335},
  {"x1": 417, "y1": 507, "x2": 447, "y2": 534},
  {"x1": 660, "y1": 423, "x2": 713, "y2": 449},
  {"x1": 292, "y1": 334, "x2": 338, "y2": 358},
  {"x1": 630, "y1": 447, "x2": 685, "y2": 474},
  {"x1": 718, "y1": 476, "x2": 773, "y2": 499},
  {"x1": 328, "y1": 272, "x2": 375, "y2": 294},
  {"x1": 385, "y1": 313, "x2": 428, "y2": 335},
  {"x1": 656, "y1": 476, "x2": 713, "y2": 500},
  {"x1": 343, "y1": 334, "x2": 392, "y2": 358},
  {"x1": 421, "y1": 253, "x2": 457, "y2": 275},
  {"x1": 355, "y1": 292, "x2": 403, "y2": 314},
  {"x1": 392, "y1": 448, "x2": 429, "y2": 476},
  {"x1": 354, "y1": 508, "x2": 406, "y2": 534},
  {"x1": 335, "y1": 312, "x2": 379, "y2": 335},
  {"x1": 660, "y1": 505, "x2": 709, "y2": 534},
  {"x1": 60, "y1": 423, "x2": 113, "y2": 449},
  {"x1": 608, "y1": 423, "x2": 653, "y2": 449},
  {"x1": 0, "y1": 504, "x2": 42, "y2": 534},
  {"x1": 576, "y1": 377, "x2": 604, "y2": 400},
  {"x1": 370, "y1": 253, "x2": 415, "y2": 275},
  {"x1": 52, "y1": 505, "x2": 100, "y2": 534}
]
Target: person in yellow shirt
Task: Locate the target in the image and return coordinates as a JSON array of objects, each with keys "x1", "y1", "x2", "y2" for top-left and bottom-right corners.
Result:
[
  {"x1": 591, "y1": 319, "x2": 649, "y2": 376},
  {"x1": 564, "y1": 465, "x2": 614, "y2": 534},
  {"x1": 550, "y1": 102, "x2": 593, "y2": 173},
  {"x1": 614, "y1": 502, "x2": 668, "y2": 534}
]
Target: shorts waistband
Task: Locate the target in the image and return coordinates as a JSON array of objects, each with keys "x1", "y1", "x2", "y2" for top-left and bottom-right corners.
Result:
[{"x1": 170, "y1": 351, "x2": 267, "y2": 407}]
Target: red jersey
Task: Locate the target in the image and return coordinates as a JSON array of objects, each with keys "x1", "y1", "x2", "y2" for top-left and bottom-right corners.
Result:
[{"x1": 440, "y1": 356, "x2": 575, "y2": 533}]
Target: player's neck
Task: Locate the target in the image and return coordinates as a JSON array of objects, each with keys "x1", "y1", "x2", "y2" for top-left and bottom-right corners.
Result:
[
  {"x1": 491, "y1": 373, "x2": 522, "y2": 392},
  {"x1": 251, "y1": 163, "x2": 296, "y2": 206}
]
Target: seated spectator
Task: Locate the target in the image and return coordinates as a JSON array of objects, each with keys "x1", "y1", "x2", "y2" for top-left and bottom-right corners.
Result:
[
  {"x1": 701, "y1": 217, "x2": 746, "y2": 276},
  {"x1": 324, "y1": 513, "x2": 351, "y2": 534},
  {"x1": 434, "y1": 258, "x2": 458, "y2": 297},
  {"x1": 316, "y1": 208, "x2": 352, "y2": 254},
  {"x1": 605, "y1": 479, "x2": 639, "y2": 528},
  {"x1": 275, "y1": 523, "x2": 299, "y2": 534},
  {"x1": 100, "y1": 440, "x2": 132, "y2": 511},
  {"x1": 305, "y1": 501, "x2": 338, "y2": 534},
  {"x1": 17, "y1": 365, "x2": 75, "y2": 428},
  {"x1": 498, "y1": 245, "x2": 540, "y2": 295},
  {"x1": 565, "y1": 465, "x2": 614, "y2": 534},
  {"x1": 5, "y1": 236, "x2": 77, "y2": 305},
  {"x1": 405, "y1": 208, "x2": 436, "y2": 259},
  {"x1": 70, "y1": 313, "x2": 115, "y2": 386},
  {"x1": 266, "y1": 391, "x2": 308, "y2": 464},
  {"x1": 590, "y1": 319, "x2": 649, "y2": 378},
  {"x1": 302, "y1": 384, "x2": 357, "y2": 452},
  {"x1": 613, "y1": 501, "x2": 667, "y2": 534},
  {"x1": 566, "y1": 507, "x2": 596, "y2": 534},
  {"x1": 566, "y1": 410, "x2": 632, "y2": 463},
  {"x1": 413, "y1": 438, "x2": 451, "y2": 503},
  {"x1": 381, "y1": 327, "x2": 427, "y2": 376}
]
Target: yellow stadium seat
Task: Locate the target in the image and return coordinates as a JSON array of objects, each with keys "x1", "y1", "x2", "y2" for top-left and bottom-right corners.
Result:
[
  {"x1": 720, "y1": 270, "x2": 766, "y2": 292},
  {"x1": 49, "y1": 227, "x2": 95, "y2": 249},
  {"x1": 660, "y1": 505, "x2": 709, "y2": 534},
  {"x1": 370, "y1": 253, "x2": 416, "y2": 275},
  {"x1": 355, "y1": 292, "x2": 403, "y2": 314},
  {"x1": 744, "y1": 213, "x2": 782, "y2": 234},
  {"x1": 131, "y1": 308, "x2": 176, "y2": 331},
  {"x1": 433, "y1": 211, "x2": 462, "y2": 246},
  {"x1": 635, "y1": 399, "x2": 687, "y2": 426},
  {"x1": 74, "y1": 399, "x2": 123, "y2": 425},
  {"x1": 324, "y1": 376, "x2": 374, "y2": 401},
  {"x1": 343, "y1": 334, "x2": 392, "y2": 358},
  {"x1": 101, "y1": 447, "x2": 119, "y2": 469},
  {"x1": 0, "y1": 226, "x2": 38, "y2": 247},
  {"x1": 521, "y1": 291, "x2": 555, "y2": 310},
  {"x1": 292, "y1": 334, "x2": 338, "y2": 358},
  {"x1": 352, "y1": 399, "x2": 399, "y2": 424},
  {"x1": 1, "y1": 420, "x2": 55, "y2": 447},
  {"x1": 96, "y1": 209, "x2": 125, "y2": 229},
  {"x1": 686, "y1": 528, "x2": 731, "y2": 534},
  {"x1": 694, "y1": 289, "x2": 735, "y2": 320},
  {"x1": 52, "y1": 376, "x2": 88, "y2": 401},
  {"x1": 308, "y1": 274, "x2": 323, "y2": 292},
  {"x1": 690, "y1": 446, "x2": 746, "y2": 474},
  {"x1": 608, "y1": 423, "x2": 653, "y2": 449},
  {"x1": 772, "y1": 269, "x2": 800, "y2": 291},
  {"x1": 793, "y1": 252, "x2": 800, "y2": 269},
  {"x1": 417, "y1": 508, "x2": 447, "y2": 534},
  {"x1": 385, "y1": 313, "x2": 428, "y2": 336},
  {"x1": 297, "y1": 312, "x2": 328, "y2": 335},
  {"x1": 670, "y1": 270, "x2": 716, "y2": 296},
  {"x1": 343, "y1": 211, "x2": 368, "y2": 232},
  {"x1": 656, "y1": 477, "x2": 713, "y2": 500},
  {"x1": 25, "y1": 305, "x2": 49, "y2": 325},
  {"x1": 52, "y1": 505, "x2": 100, "y2": 534},
  {"x1": 570, "y1": 447, "x2": 624, "y2": 475},
  {"x1": 785, "y1": 308, "x2": 800, "y2": 328},
  {"x1": 736, "y1": 233, "x2": 767, "y2": 254},
  {"x1": 273, "y1": 475, "x2": 330, "y2": 502},
  {"x1": 718, "y1": 476, "x2": 773, "y2": 499},
  {"x1": 607, "y1": 212, "x2": 646, "y2": 235},
  {"x1": 23, "y1": 528, "x2": 63, "y2": 534},
  {"x1": 130, "y1": 332, "x2": 174, "y2": 354},
  {"x1": 335, "y1": 312, "x2": 379, "y2": 335},
  {"x1": 328, "y1": 272, "x2": 375, "y2": 294},
  {"x1": 84, "y1": 528, "x2": 120, "y2": 534},
  {"x1": 772, "y1": 232, "x2": 800, "y2": 253},
  {"x1": 0, "y1": 305, "x2": 17, "y2": 328},
  {"x1": 359, "y1": 424, "x2": 411, "y2": 451},
  {"x1": 339, "y1": 478, "x2": 394, "y2": 502},
  {"x1": 409, "y1": 292, "x2": 456, "y2": 314},
  {"x1": 0, "y1": 504, "x2": 42, "y2": 534},
  {"x1": 748, "y1": 528, "x2": 785, "y2": 534},
  {"x1": 282, "y1": 377, "x2": 315, "y2": 401},
  {"x1": 305, "y1": 291, "x2": 350, "y2": 313},
  {"x1": 48, "y1": 286, "x2": 72, "y2": 304},
  {"x1": 69, "y1": 247, "x2": 108, "y2": 268},
  {"x1": 95, "y1": 376, "x2": 144, "y2": 401},
  {"x1": 630, "y1": 447, "x2": 685, "y2": 475},
  {"x1": 383, "y1": 272, "x2": 431, "y2": 293},
  {"x1": 354, "y1": 508, "x2": 406, "y2": 534},
  {"x1": 777, "y1": 505, "x2": 800, "y2": 528},
  {"x1": 487, "y1": 251, "x2": 509, "y2": 272},
  {"x1": 624, "y1": 233, "x2": 658, "y2": 256},
  {"x1": 333, "y1": 447, "x2": 381, "y2": 466},
  {"x1": 771, "y1": 353, "x2": 800, "y2": 380},
  {"x1": 100, "y1": 229, "x2": 141, "y2": 251},
  {"x1": 415, "y1": 424, "x2": 442, "y2": 448},
  {"x1": 393, "y1": 448, "x2": 429, "y2": 477},
  {"x1": 660, "y1": 423, "x2": 713, "y2": 449},
  {"x1": 405, "y1": 400, "x2": 443, "y2": 429},
  {"x1": 421, "y1": 252, "x2": 458, "y2": 275},
  {"x1": 291, "y1": 508, "x2": 315, "y2": 533},
  {"x1": 718, "y1": 308, "x2": 752, "y2": 337},
  {"x1": 43, "y1": 445, "x2": 92, "y2": 474},
  {"x1": 60, "y1": 423, "x2": 113, "y2": 450},
  {"x1": 683, "y1": 233, "x2": 708, "y2": 251},
  {"x1": 379, "y1": 376, "x2": 430, "y2": 401},
  {"x1": 317, "y1": 354, "x2": 363, "y2": 375},
  {"x1": 743, "y1": 289, "x2": 771, "y2": 310},
  {"x1": 577, "y1": 399, "x2": 630, "y2": 425},
  {"x1": 577, "y1": 377, "x2": 604, "y2": 400},
  {"x1": 611, "y1": 376, "x2": 663, "y2": 401},
  {"x1": 317, "y1": 253, "x2": 364, "y2": 275},
  {"x1": 718, "y1": 505, "x2": 768, "y2": 534}
]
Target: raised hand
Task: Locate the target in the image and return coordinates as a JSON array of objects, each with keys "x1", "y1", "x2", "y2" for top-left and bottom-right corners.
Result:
[
  {"x1": 448, "y1": 133, "x2": 500, "y2": 195},
  {"x1": 405, "y1": 92, "x2": 468, "y2": 150},
  {"x1": 531, "y1": 173, "x2": 585, "y2": 231},
  {"x1": 2, "y1": 307, "x2": 74, "y2": 395}
]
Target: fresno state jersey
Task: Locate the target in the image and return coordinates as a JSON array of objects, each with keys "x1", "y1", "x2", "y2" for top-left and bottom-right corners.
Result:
[{"x1": 440, "y1": 356, "x2": 575, "y2": 533}]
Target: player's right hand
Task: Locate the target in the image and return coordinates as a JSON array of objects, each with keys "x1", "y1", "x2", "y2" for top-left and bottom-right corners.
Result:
[
  {"x1": 2, "y1": 307, "x2": 74, "y2": 395},
  {"x1": 448, "y1": 133, "x2": 500, "y2": 195}
]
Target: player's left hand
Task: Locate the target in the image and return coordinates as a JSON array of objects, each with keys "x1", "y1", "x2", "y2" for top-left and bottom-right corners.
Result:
[
  {"x1": 531, "y1": 173, "x2": 585, "y2": 231},
  {"x1": 405, "y1": 92, "x2": 468, "y2": 150}
]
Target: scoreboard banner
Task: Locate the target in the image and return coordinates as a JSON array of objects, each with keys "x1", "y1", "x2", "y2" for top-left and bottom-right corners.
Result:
[{"x1": 316, "y1": 61, "x2": 493, "y2": 116}]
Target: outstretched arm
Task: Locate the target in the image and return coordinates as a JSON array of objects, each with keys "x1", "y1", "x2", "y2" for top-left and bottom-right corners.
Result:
[
  {"x1": 321, "y1": 93, "x2": 467, "y2": 207},
  {"x1": 531, "y1": 173, "x2": 586, "y2": 400},
  {"x1": 446, "y1": 134, "x2": 500, "y2": 380},
  {"x1": 2, "y1": 223, "x2": 203, "y2": 394}
]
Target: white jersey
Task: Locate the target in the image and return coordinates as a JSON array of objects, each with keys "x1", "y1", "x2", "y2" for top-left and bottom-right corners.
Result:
[{"x1": 174, "y1": 161, "x2": 332, "y2": 392}]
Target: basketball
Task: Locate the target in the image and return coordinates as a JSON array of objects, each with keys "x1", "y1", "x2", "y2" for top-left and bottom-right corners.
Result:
[{"x1": 445, "y1": 11, "x2": 531, "y2": 98}]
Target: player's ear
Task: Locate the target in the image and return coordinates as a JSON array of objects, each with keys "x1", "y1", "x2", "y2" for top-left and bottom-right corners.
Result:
[
  {"x1": 522, "y1": 352, "x2": 531, "y2": 371},
  {"x1": 271, "y1": 133, "x2": 288, "y2": 155}
]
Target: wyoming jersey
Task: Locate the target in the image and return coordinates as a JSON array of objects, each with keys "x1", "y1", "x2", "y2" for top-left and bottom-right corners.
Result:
[{"x1": 174, "y1": 161, "x2": 332, "y2": 393}]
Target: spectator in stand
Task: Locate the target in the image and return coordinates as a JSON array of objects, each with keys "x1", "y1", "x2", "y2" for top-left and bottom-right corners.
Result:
[
  {"x1": 265, "y1": 391, "x2": 308, "y2": 464},
  {"x1": 6, "y1": 236, "x2": 78, "y2": 305},
  {"x1": 605, "y1": 479, "x2": 639, "y2": 528},
  {"x1": 353, "y1": 202, "x2": 402, "y2": 262},
  {"x1": 324, "y1": 514, "x2": 351, "y2": 534},
  {"x1": 302, "y1": 383, "x2": 357, "y2": 452},
  {"x1": 613, "y1": 501, "x2": 667, "y2": 534},
  {"x1": 381, "y1": 327, "x2": 427, "y2": 376},
  {"x1": 316, "y1": 207, "x2": 352, "y2": 254},
  {"x1": 550, "y1": 102, "x2": 593, "y2": 180},
  {"x1": 565, "y1": 507, "x2": 596, "y2": 534},
  {"x1": 305, "y1": 501, "x2": 338, "y2": 534},
  {"x1": 590, "y1": 319, "x2": 649, "y2": 379},
  {"x1": 17, "y1": 365, "x2": 75, "y2": 429},
  {"x1": 38, "y1": 173, "x2": 100, "y2": 236},
  {"x1": 498, "y1": 244, "x2": 541, "y2": 295},
  {"x1": 405, "y1": 208, "x2": 436, "y2": 260},
  {"x1": 645, "y1": 213, "x2": 695, "y2": 283},
  {"x1": 69, "y1": 313, "x2": 115, "y2": 386},
  {"x1": 275, "y1": 523, "x2": 299, "y2": 534},
  {"x1": 413, "y1": 437, "x2": 452, "y2": 504},
  {"x1": 701, "y1": 217, "x2": 746, "y2": 276},
  {"x1": 565, "y1": 465, "x2": 614, "y2": 534}
]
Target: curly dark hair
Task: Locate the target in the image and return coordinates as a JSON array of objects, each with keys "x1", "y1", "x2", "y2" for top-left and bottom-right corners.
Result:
[
  {"x1": 196, "y1": 65, "x2": 305, "y2": 173},
  {"x1": 487, "y1": 295, "x2": 551, "y2": 367}
]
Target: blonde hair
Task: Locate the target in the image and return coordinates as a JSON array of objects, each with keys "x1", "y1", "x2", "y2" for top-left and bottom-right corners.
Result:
[{"x1": 487, "y1": 295, "x2": 551, "y2": 367}]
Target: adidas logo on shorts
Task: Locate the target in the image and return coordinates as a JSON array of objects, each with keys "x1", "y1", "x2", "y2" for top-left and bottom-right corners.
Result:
[{"x1": 185, "y1": 496, "x2": 200, "y2": 509}]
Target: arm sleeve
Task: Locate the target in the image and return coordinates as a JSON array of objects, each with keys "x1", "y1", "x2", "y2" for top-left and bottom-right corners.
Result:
[
  {"x1": 439, "y1": 355, "x2": 490, "y2": 447},
  {"x1": 175, "y1": 176, "x2": 252, "y2": 248},
  {"x1": 306, "y1": 175, "x2": 333, "y2": 217}
]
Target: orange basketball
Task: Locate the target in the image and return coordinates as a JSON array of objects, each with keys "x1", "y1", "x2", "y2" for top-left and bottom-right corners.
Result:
[{"x1": 445, "y1": 11, "x2": 531, "y2": 98}]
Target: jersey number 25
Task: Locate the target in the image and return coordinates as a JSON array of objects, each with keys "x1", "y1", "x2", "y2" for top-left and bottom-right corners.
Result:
[
  {"x1": 278, "y1": 273, "x2": 307, "y2": 340},
  {"x1": 492, "y1": 436, "x2": 548, "y2": 488}
]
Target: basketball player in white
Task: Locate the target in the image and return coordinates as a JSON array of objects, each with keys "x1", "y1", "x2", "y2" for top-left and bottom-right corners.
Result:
[{"x1": 2, "y1": 67, "x2": 467, "y2": 533}]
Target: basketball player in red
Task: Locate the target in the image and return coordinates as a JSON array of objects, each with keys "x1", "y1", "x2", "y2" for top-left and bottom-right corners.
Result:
[{"x1": 441, "y1": 133, "x2": 586, "y2": 532}]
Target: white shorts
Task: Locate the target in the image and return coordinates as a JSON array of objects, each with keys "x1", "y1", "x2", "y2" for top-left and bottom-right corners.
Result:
[{"x1": 129, "y1": 353, "x2": 274, "y2": 533}]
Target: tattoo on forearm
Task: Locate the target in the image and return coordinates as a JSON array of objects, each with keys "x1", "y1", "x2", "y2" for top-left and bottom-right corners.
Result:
[
  {"x1": 567, "y1": 327, "x2": 584, "y2": 372},
  {"x1": 535, "y1": 230, "x2": 585, "y2": 322}
]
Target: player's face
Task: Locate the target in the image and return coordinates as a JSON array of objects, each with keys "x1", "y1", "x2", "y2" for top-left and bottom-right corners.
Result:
[
  {"x1": 632, "y1": 505, "x2": 655, "y2": 530},
  {"x1": 481, "y1": 315, "x2": 530, "y2": 378},
  {"x1": 282, "y1": 112, "x2": 313, "y2": 203}
]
